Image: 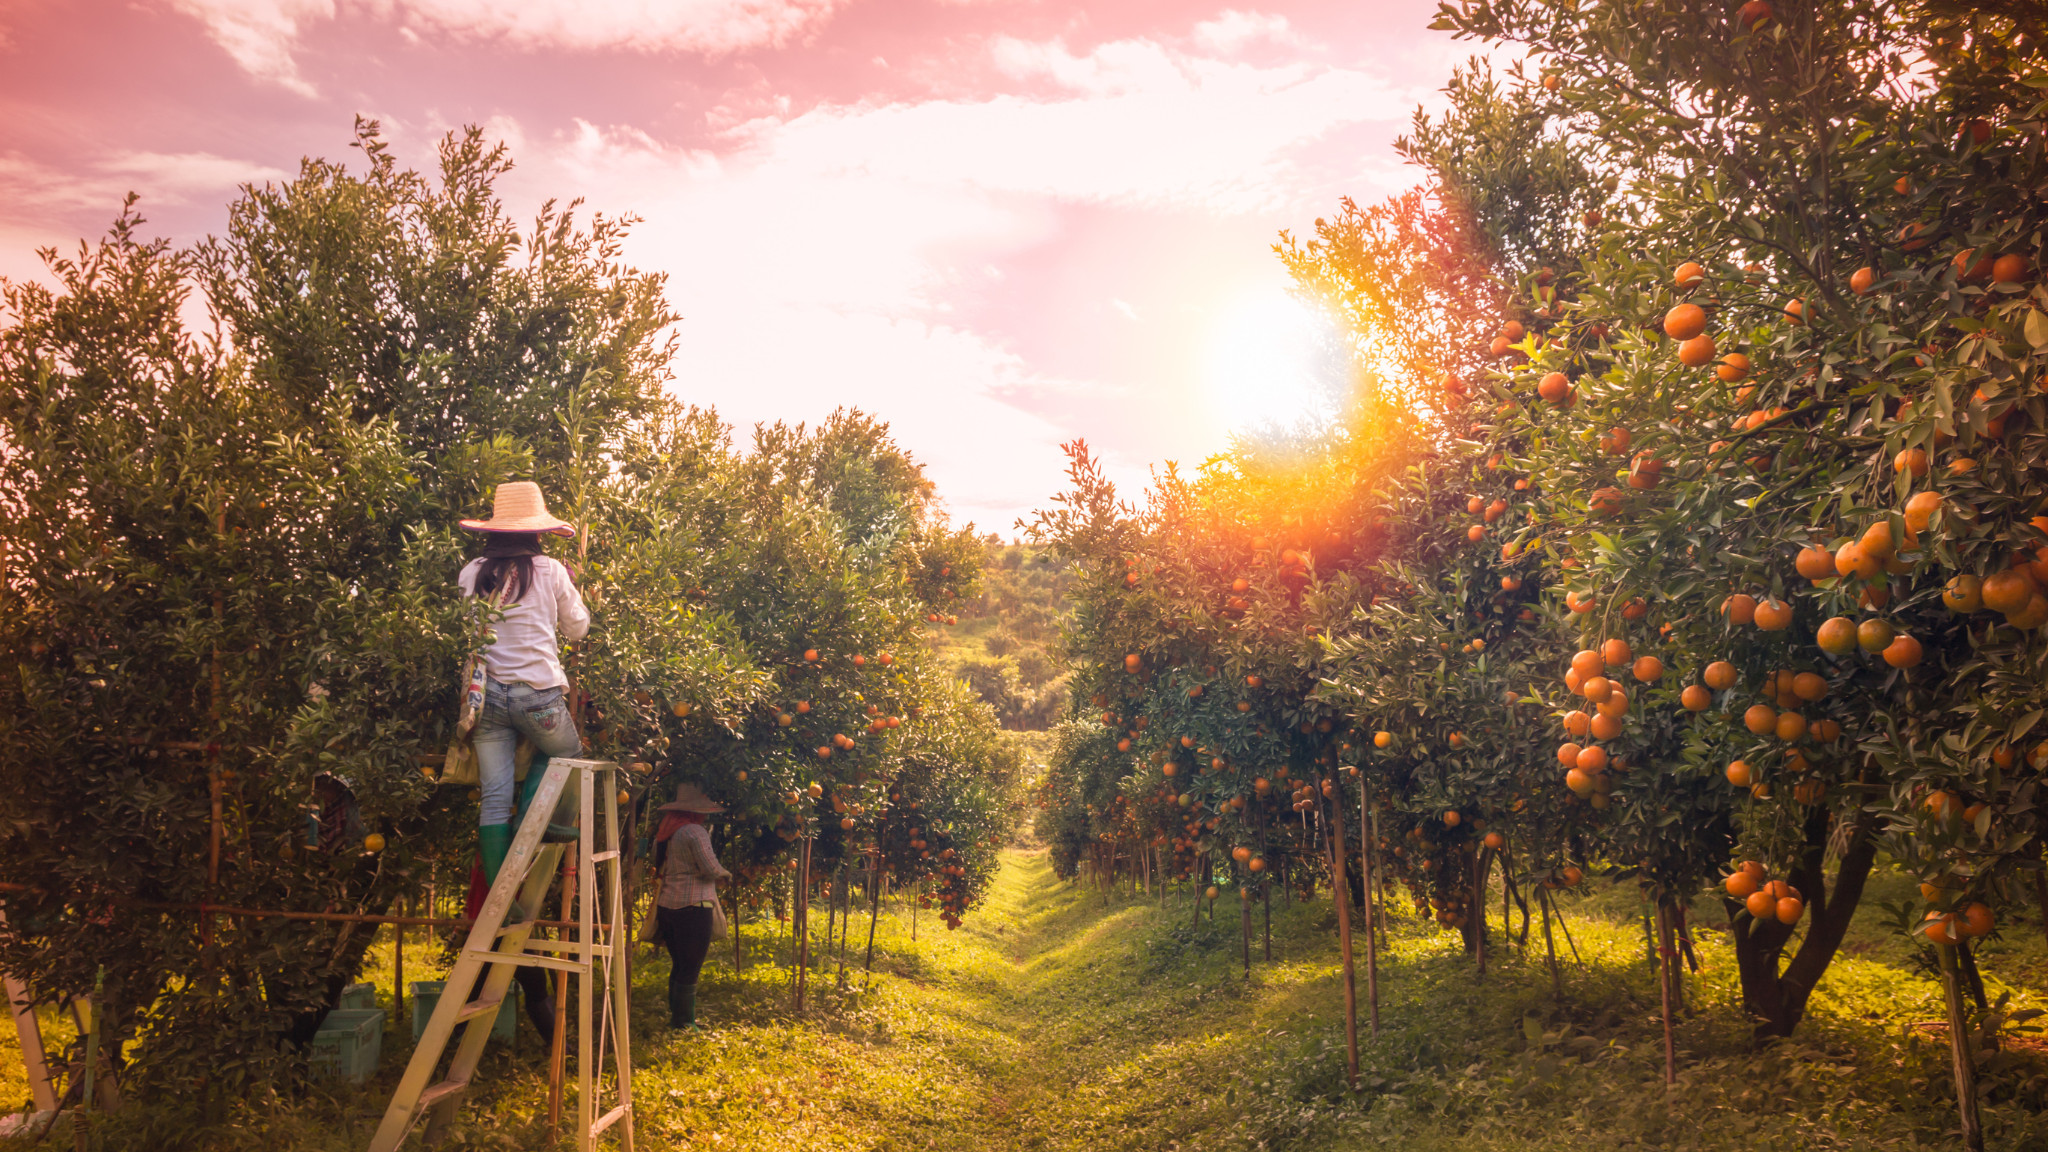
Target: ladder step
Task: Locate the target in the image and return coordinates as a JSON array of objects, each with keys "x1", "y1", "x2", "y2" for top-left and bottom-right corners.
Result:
[
  {"x1": 453, "y1": 996, "x2": 505, "y2": 1023},
  {"x1": 416, "y1": 1080, "x2": 468, "y2": 1111}
]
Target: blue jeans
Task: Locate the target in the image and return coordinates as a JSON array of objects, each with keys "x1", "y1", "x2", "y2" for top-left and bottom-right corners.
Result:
[{"x1": 473, "y1": 680, "x2": 581, "y2": 825}]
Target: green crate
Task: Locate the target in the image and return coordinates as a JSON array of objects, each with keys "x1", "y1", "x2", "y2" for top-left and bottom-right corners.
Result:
[
  {"x1": 409, "y1": 979, "x2": 518, "y2": 1045},
  {"x1": 309, "y1": 1008, "x2": 383, "y2": 1084},
  {"x1": 338, "y1": 982, "x2": 379, "y2": 1011}
]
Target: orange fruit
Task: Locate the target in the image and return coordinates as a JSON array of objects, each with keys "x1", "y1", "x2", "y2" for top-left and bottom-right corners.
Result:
[
  {"x1": 1960, "y1": 903, "x2": 1994, "y2": 938},
  {"x1": 1775, "y1": 712, "x2": 1807, "y2": 742},
  {"x1": 1883, "y1": 634, "x2": 1923, "y2": 668},
  {"x1": 1539, "y1": 372, "x2": 1572, "y2": 403},
  {"x1": 1565, "y1": 767, "x2": 1593, "y2": 795},
  {"x1": 1783, "y1": 298, "x2": 1805, "y2": 325},
  {"x1": 1893, "y1": 448, "x2": 1928, "y2": 478},
  {"x1": 1467, "y1": 524, "x2": 1486, "y2": 541},
  {"x1": 1856, "y1": 618, "x2": 1894, "y2": 653},
  {"x1": 1753, "y1": 598, "x2": 1792, "y2": 630},
  {"x1": 1860, "y1": 521, "x2": 1899, "y2": 560},
  {"x1": 1570, "y1": 648, "x2": 1603, "y2": 681},
  {"x1": 1716, "y1": 352, "x2": 1751, "y2": 382},
  {"x1": 1775, "y1": 896, "x2": 1804, "y2": 924},
  {"x1": 1679, "y1": 333, "x2": 1717, "y2": 367},
  {"x1": 1725, "y1": 871, "x2": 1758, "y2": 898},
  {"x1": 1992, "y1": 254, "x2": 2029, "y2": 283},
  {"x1": 1745, "y1": 890, "x2": 1776, "y2": 919},
  {"x1": 1674, "y1": 261, "x2": 1705, "y2": 289},
  {"x1": 1722, "y1": 593, "x2": 1757, "y2": 624},
  {"x1": 1904, "y1": 491, "x2": 1941, "y2": 532},
  {"x1": 1792, "y1": 672, "x2": 1827, "y2": 701},
  {"x1": 1849, "y1": 266, "x2": 1876, "y2": 295},
  {"x1": 1704, "y1": 661, "x2": 1738, "y2": 690},
  {"x1": 1632, "y1": 655, "x2": 1664, "y2": 682},
  {"x1": 1576, "y1": 744, "x2": 1609, "y2": 772},
  {"x1": 1596, "y1": 688, "x2": 1630, "y2": 718},
  {"x1": 1681, "y1": 684, "x2": 1712, "y2": 711},
  {"x1": 2006, "y1": 593, "x2": 2048, "y2": 629},
  {"x1": 1744, "y1": 704, "x2": 1777, "y2": 735},
  {"x1": 1443, "y1": 810, "x2": 1461, "y2": 827},
  {"x1": 1834, "y1": 542, "x2": 1879, "y2": 579},
  {"x1": 1483, "y1": 832, "x2": 1505, "y2": 850},
  {"x1": 1374, "y1": 731, "x2": 1391, "y2": 748},
  {"x1": 1795, "y1": 545, "x2": 1835, "y2": 581},
  {"x1": 1602, "y1": 638, "x2": 1633, "y2": 666},
  {"x1": 1923, "y1": 912, "x2": 1958, "y2": 946},
  {"x1": 1563, "y1": 709, "x2": 1592, "y2": 736},
  {"x1": 1982, "y1": 568, "x2": 2036, "y2": 614},
  {"x1": 1726, "y1": 760, "x2": 1754, "y2": 787},
  {"x1": 1590, "y1": 713, "x2": 1622, "y2": 740},
  {"x1": 1558, "y1": 742, "x2": 1582, "y2": 767},
  {"x1": 1664, "y1": 303, "x2": 1707, "y2": 340}
]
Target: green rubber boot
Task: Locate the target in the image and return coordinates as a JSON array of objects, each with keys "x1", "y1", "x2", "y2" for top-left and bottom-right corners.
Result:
[{"x1": 477, "y1": 823, "x2": 528, "y2": 923}]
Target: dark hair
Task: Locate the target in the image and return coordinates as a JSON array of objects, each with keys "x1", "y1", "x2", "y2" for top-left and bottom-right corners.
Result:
[{"x1": 473, "y1": 532, "x2": 544, "y2": 603}]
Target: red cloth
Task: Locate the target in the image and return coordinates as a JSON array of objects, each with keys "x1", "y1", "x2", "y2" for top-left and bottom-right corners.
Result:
[{"x1": 465, "y1": 851, "x2": 488, "y2": 920}]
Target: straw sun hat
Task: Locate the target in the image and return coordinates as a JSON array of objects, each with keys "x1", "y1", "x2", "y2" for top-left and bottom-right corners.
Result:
[
  {"x1": 656, "y1": 782, "x2": 726, "y2": 815},
  {"x1": 460, "y1": 481, "x2": 575, "y2": 536}
]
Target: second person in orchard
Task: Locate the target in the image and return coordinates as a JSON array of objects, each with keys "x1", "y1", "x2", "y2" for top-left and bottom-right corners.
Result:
[
  {"x1": 459, "y1": 481, "x2": 591, "y2": 890},
  {"x1": 653, "y1": 782, "x2": 732, "y2": 1032}
]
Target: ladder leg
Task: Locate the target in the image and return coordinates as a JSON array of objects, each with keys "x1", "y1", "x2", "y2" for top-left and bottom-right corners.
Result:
[
  {"x1": 578, "y1": 765, "x2": 596, "y2": 1151},
  {"x1": 606, "y1": 771, "x2": 636, "y2": 1151}
]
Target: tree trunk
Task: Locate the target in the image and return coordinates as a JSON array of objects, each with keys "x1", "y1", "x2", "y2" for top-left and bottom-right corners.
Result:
[{"x1": 1727, "y1": 801, "x2": 1877, "y2": 1038}]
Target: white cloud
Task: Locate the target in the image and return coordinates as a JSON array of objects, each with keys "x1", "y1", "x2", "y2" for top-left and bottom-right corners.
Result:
[
  {"x1": 0, "y1": 148, "x2": 290, "y2": 222},
  {"x1": 1192, "y1": 10, "x2": 1301, "y2": 54},
  {"x1": 167, "y1": 0, "x2": 839, "y2": 92},
  {"x1": 465, "y1": 34, "x2": 1427, "y2": 524}
]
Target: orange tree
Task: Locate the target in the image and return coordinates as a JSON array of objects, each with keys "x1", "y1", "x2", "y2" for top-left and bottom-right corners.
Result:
[
  {"x1": 1439, "y1": 0, "x2": 2048, "y2": 1072},
  {"x1": 0, "y1": 123, "x2": 1014, "y2": 1111}
]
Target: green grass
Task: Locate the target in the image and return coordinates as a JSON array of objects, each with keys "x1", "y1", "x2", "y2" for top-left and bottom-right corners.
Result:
[{"x1": 5, "y1": 853, "x2": 2046, "y2": 1149}]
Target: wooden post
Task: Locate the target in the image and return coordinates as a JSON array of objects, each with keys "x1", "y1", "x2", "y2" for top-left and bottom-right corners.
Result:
[
  {"x1": 394, "y1": 903, "x2": 404, "y2": 1022},
  {"x1": 1240, "y1": 882, "x2": 1251, "y2": 978},
  {"x1": 1538, "y1": 887, "x2": 1561, "y2": 996},
  {"x1": 863, "y1": 854, "x2": 883, "y2": 980},
  {"x1": 1323, "y1": 774, "x2": 1358, "y2": 1091},
  {"x1": 795, "y1": 839, "x2": 811, "y2": 1012},
  {"x1": 1655, "y1": 901, "x2": 1676, "y2": 1085},
  {"x1": 1358, "y1": 781, "x2": 1378, "y2": 1035},
  {"x1": 1473, "y1": 848, "x2": 1487, "y2": 980},
  {"x1": 547, "y1": 862, "x2": 574, "y2": 1139},
  {"x1": 1940, "y1": 942, "x2": 1984, "y2": 1150},
  {"x1": 3, "y1": 961, "x2": 55, "y2": 1112}
]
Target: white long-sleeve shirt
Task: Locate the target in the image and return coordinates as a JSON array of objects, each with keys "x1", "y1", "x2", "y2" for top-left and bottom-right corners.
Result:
[{"x1": 458, "y1": 555, "x2": 591, "y2": 690}]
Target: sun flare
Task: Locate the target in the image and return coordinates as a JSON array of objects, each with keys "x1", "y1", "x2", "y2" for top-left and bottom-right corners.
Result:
[{"x1": 1201, "y1": 287, "x2": 1340, "y2": 432}]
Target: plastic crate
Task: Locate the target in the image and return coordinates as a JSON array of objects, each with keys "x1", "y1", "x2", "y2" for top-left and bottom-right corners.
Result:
[
  {"x1": 338, "y1": 982, "x2": 379, "y2": 1011},
  {"x1": 309, "y1": 1008, "x2": 384, "y2": 1084},
  {"x1": 409, "y1": 979, "x2": 518, "y2": 1045}
]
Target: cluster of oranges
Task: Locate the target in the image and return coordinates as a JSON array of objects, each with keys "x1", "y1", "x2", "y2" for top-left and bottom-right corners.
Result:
[
  {"x1": 1722, "y1": 861, "x2": 1805, "y2": 924},
  {"x1": 1919, "y1": 873, "x2": 1996, "y2": 946},
  {"x1": 1555, "y1": 640, "x2": 1663, "y2": 808}
]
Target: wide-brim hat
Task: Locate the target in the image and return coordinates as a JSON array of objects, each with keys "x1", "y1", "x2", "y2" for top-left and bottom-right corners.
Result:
[
  {"x1": 656, "y1": 782, "x2": 726, "y2": 815},
  {"x1": 460, "y1": 481, "x2": 575, "y2": 536}
]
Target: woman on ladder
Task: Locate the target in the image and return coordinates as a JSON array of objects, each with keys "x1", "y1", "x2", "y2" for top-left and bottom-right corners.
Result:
[
  {"x1": 652, "y1": 783, "x2": 731, "y2": 1031},
  {"x1": 458, "y1": 481, "x2": 590, "y2": 881}
]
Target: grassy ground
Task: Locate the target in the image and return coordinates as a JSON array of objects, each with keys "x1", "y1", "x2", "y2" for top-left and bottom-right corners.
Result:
[{"x1": 5, "y1": 852, "x2": 2046, "y2": 1149}]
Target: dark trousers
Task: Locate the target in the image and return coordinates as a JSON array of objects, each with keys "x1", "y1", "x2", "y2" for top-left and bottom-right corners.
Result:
[{"x1": 657, "y1": 905, "x2": 713, "y2": 1021}]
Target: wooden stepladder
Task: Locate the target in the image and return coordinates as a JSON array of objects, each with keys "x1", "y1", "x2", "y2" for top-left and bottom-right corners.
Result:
[{"x1": 368, "y1": 758, "x2": 634, "y2": 1152}]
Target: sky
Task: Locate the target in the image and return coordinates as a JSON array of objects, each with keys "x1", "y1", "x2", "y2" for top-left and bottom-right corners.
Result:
[{"x1": 0, "y1": 0, "x2": 1472, "y2": 533}]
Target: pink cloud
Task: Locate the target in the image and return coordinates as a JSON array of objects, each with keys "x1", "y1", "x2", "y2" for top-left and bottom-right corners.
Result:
[
  {"x1": 4, "y1": 0, "x2": 1464, "y2": 527},
  {"x1": 166, "y1": 0, "x2": 841, "y2": 93}
]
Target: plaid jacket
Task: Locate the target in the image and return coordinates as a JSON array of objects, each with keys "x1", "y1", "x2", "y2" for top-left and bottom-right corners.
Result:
[{"x1": 656, "y1": 822, "x2": 731, "y2": 908}]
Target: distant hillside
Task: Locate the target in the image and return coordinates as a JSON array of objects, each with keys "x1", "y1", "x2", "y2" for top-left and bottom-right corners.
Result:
[{"x1": 927, "y1": 538, "x2": 1076, "y2": 732}]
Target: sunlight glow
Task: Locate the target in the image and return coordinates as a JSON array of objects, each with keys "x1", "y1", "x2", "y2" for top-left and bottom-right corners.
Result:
[{"x1": 1201, "y1": 287, "x2": 1339, "y2": 432}]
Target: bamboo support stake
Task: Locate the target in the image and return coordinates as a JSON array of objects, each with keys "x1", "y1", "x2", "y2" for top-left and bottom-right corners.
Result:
[
  {"x1": 1358, "y1": 782, "x2": 1377, "y2": 1033},
  {"x1": 1323, "y1": 775, "x2": 1359, "y2": 1092},
  {"x1": 863, "y1": 854, "x2": 883, "y2": 982},
  {"x1": 795, "y1": 839, "x2": 812, "y2": 1012},
  {"x1": 1539, "y1": 887, "x2": 1562, "y2": 996},
  {"x1": 1940, "y1": 942, "x2": 1984, "y2": 1151},
  {"x1": 1655, "y1": 902, "x2": 1676, "y2": 1085},
  {"x1": 1473, "y1": 849, "x2": 1486, "y2": 980}
]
